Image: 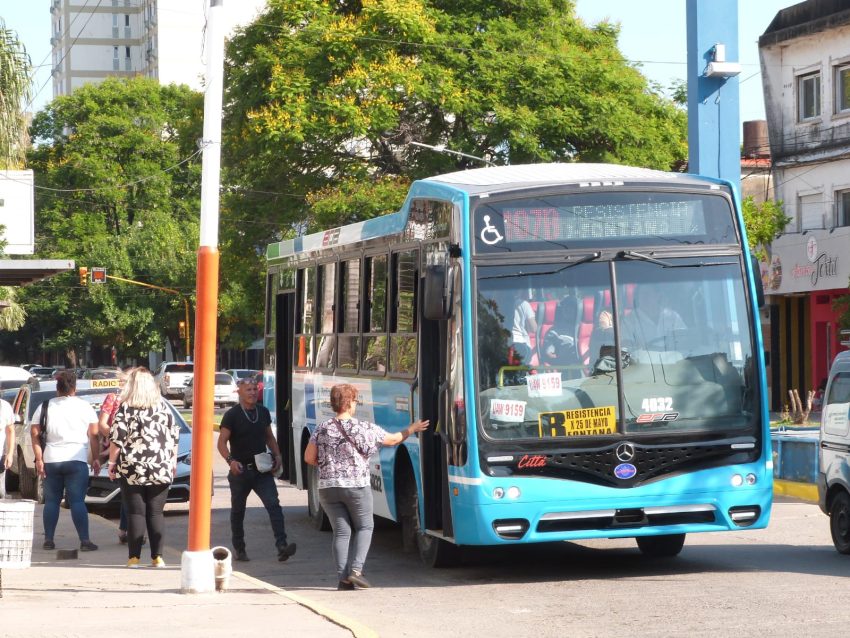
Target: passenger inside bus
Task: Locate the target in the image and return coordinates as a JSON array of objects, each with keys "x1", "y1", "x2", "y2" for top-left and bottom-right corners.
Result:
[
  {"x1": 510, "y1": 289, "x2": 538, "y2": 365},
  {"x1": 540, "y1": 293, "x2": 580, "y2": 373},
  {"x1": 587, "y1": 309, "x2": 615, "y2": 371}
]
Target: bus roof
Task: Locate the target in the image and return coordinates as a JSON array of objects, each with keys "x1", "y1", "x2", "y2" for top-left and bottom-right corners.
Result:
[
  {"x1": 267, "y1": 163, "x2": 726, "y2": 261},
  {"x1": 423, "y1": 163, "x2": 716, "y2": 194}
]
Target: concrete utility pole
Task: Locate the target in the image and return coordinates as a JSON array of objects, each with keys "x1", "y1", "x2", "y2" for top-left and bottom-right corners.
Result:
[
  {"x1": 686, "y1": 0, "x2": 741, "y2": 190},
  {"x1": 181, "y1": 0, "x2": 224, "y2": 594}
]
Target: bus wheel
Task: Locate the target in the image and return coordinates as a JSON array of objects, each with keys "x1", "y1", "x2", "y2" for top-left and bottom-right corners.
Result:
[
  {"x1": 636, "y1": 533, "x2": 685, "y2": 558},
  {"x1": 398, "y1": 470, "x2": 458, "y2": 568},
  {"x1": 306, "y1": 463, "x2": 330, "y2": 531},
  {"x1": 829, "y1": 491, "x2": 850, "y2": 554}
]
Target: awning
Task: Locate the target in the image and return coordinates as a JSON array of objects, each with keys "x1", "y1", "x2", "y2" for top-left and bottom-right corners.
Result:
[{"x1": 0, "y1": 259, "x2": 75, "y2": 286}]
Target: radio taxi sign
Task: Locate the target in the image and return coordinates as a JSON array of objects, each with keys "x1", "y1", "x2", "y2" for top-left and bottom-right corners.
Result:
[{"x1": 538, "y1": 406, "x2": 616, "y2": 438}]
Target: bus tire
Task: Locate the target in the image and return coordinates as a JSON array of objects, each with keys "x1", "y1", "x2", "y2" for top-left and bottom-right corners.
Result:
[
  {"x1": 306, "y1": 463, "x2": 330, "y2": 531},
  {"x1": 636, "y1": 533, "x2": 686, "y2": 558},
  {"x1": 829, "y1": 491, "x2": 850, "y2": 554},
  {"x1": 398, "y1": 468, "x2": 459, "y2": 568}
]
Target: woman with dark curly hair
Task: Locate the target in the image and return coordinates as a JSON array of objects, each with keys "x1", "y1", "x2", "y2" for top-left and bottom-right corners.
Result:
[{"x1": 305, "y1": 383, "x2": 428, "y2": 590}]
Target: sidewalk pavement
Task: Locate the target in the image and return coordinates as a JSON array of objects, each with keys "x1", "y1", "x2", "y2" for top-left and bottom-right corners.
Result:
[{"x1": 0, "y1": 504, "x2": 371, "y2": 638}]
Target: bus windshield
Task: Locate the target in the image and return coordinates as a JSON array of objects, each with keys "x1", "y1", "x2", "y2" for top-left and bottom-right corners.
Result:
[{"x1": 475, "y1": 256, "x2": 758, "y2": 442}]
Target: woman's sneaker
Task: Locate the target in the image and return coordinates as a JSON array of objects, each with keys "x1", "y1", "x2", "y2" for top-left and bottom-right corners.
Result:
[
  {"x1": 348, "y1": 571, "x2": 371, "y2": 589},
  {"x1": 151, "y1": 556, "x2": 166, "y2": 568},
  {"x1": 126, "y1": 557, "x2": 140, "y2": 568},
  {"x1": 80, "y1": 540, "x2": 98, "y2": 551}
]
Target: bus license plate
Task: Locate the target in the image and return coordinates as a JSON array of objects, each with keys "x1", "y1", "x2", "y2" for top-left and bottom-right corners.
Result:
[{"x1": 537, "y1": 406, "x2": 616, "y2": 438}]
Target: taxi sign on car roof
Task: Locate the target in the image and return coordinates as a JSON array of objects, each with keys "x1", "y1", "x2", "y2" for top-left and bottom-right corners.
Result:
[{"x1": 90, "y1": 378, "x2": 120, "y2": 388}]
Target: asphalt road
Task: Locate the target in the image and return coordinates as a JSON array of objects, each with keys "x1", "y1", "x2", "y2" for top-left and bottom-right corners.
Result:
[{"x1": 94, "y1": 441, "x2": 850, "y2": 638}]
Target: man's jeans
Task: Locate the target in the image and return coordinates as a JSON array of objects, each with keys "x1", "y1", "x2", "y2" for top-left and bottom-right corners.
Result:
[
  {"x1": 43, "y1": 460, "x2": 90, "y2": 542},
  {"x1": 227, "y1": 467, "x2": 288, "y2": 552}
]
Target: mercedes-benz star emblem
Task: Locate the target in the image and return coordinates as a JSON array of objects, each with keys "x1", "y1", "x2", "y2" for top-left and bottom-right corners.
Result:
[{"x1": 615, "y1": 443, "x2": 636, "y2": 462}]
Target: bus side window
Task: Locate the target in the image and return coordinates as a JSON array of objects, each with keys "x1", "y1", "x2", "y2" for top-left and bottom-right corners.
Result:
[
  {"x1": 294, "y1": 266, "x2": 315, "y2": 369},
  {"x1": 337, "y1": 259, "x2": 361, "y2": 370},
  {"x1": 390, "y1": 249, "x2": 418, "y2": 376},
  {"x1": 362, "y1": 254, "x2": 388, "y2": 373},
  {"x1": 315, "y1": 262, "x2": 336, "y2": 369}
]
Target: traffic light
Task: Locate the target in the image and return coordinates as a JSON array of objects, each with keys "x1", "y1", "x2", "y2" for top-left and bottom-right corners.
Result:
[
  {"x1": 91, "y1": 267, "x2": 107, "y2": 284},
  {"x1": 178, "y1": 320, "x2": 186, "y2": 338},
  {"x1": 79, "y1": 267, "x2": 88, "y2": 286}
]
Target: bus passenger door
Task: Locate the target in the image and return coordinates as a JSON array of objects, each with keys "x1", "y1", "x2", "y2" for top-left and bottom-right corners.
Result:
[
  {"x1": 419, "y1": 256, "x2": 455, "y2": 539},
  {"x1": 275, "y1": 291, "x2": 296, "y2": 483}
]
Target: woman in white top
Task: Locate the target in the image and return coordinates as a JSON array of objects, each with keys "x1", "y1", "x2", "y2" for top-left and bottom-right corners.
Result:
[
  {"x1": 31, "y1": 370, "x2": 100, "y2": 551},
  {"x1": 511, "y1": 291, "x2": 538, "y2": 364}
]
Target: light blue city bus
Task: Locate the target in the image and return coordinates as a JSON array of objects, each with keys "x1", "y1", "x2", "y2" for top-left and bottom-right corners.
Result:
[{"x1": 263, "y1": 163, "x2": 771, "y2": 566}]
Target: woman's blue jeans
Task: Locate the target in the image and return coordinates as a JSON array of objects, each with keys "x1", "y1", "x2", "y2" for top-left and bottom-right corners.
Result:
[
  {"x1": 43, "y1": 460, "x2": 90, "y2": 542},
  {"x1": 319, "y1": 486, "x2": 374, "y2": 580}
]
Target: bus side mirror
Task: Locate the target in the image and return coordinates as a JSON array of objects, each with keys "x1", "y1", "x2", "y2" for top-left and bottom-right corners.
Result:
[
  {"x1": 750, "y1": 253, "x2": 765, "y2": 308},
  {"x1": 423, "y1": 264, "x2": 453, "y2": 320}
]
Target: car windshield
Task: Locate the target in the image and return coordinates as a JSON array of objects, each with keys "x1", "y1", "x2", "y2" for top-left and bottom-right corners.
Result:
[
  {"x1": 215, "y1": 373, "x2": 234, "y2": 384},
  {"x1": 475, "y1": 256, "x2": 757, "y2": 442}
]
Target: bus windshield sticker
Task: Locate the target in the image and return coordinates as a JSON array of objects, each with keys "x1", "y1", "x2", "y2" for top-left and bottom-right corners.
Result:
[
  {"x1": 538, "y1": 406, "x2": 616, "y2": 437},
  {"x1": 490, "y1": 399, "x2": 526, "y2": 423},
  {"x1": 640, "y1": 397, "x2": 673, "y2": 412},
  {"x1": 527, "y1": 372, "x2": 562, "y2": 398}
]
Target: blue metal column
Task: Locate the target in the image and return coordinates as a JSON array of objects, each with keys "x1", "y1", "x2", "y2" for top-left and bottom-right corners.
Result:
[{"x1": 686, "y1": 0, "x2": 740, "y2": 188}]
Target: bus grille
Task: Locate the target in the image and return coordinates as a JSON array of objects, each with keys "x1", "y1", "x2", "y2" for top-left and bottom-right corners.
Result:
[{"x1": 508, "y1": 442, "x2": 756, "y2": 488}]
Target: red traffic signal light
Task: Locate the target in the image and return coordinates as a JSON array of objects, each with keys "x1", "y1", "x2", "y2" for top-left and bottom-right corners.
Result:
[{"x1": 91, "y1": 267, "x2": 107, "y2": 284}]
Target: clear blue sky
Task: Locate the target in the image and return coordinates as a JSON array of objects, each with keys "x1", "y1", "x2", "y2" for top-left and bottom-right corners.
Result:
[
  {"x1": 6, "y1": 0, "x2": 795, "y2": 121},
  {"x1": 574, "y1": 0, "x2": 795, "y2": 123}
]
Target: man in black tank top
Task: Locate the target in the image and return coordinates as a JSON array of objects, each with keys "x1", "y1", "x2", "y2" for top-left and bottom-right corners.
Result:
[{"x1": 217, "y1": 377, "x2": 296, "y2": 563}]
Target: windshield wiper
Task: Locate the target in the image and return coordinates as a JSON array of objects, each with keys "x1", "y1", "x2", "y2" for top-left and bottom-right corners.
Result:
[
  {"x1": 619, "y1": 250, "x2": 737, "y2": 268},
  {"x1": 479, "y1": 252, "x2": 601, "y2": 281}
]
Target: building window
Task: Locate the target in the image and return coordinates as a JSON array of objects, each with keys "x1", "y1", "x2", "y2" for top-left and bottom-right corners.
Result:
[
  {"x1": 836, "y1": 190, "x2": 850, "y2": 227},
  {"x1": 799, "y1": 192, "x2": 824, "y2": 231},
  {"x1": 836, "y1": 65, "x2": 850, "y2": 114},
  {"x1": 113, "y1": 46, "x2": 119, "y2": 71},
  {"x1": 798, "y1": 71, "x2": 821, "y2": 121}
]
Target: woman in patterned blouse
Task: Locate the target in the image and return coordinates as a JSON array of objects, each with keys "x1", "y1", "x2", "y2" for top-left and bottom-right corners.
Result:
[
  {"x1": 107, "y1": 367, "x2": 180, "y2": 568},
  {"x1": 305, "y1": 383, "x2": 428, "y2": 590}
]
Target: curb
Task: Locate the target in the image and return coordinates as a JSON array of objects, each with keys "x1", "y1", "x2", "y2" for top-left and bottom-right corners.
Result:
[
  {"x1": 233, "y1": 571, "x2": 379, "y2": 638},
  {"x1": 774, "y1": 479, "x2": 818, "y2": 503}
]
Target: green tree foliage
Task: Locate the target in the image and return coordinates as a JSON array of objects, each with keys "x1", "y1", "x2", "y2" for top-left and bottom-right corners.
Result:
[
  {"x1": 17, "y1": 78, "x2": 203, "y2": 364},
  {"x1": 0, "y1": 18, "x2": 31, "y2": 169},
  {"x1": 219, "y1": 0, "x2": 688, "y2": 343},
  {"x1": 741, "y1": 196, "x2": 789, "y2": 261}
]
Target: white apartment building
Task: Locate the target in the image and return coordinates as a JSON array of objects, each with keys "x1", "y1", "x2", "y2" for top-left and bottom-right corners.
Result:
[
  {"x1": 759, "y1": 0, "x2": 850, "y2": 410},
  {"x1": 50, "y1": 0, "x2": 267, "y2": 97}
]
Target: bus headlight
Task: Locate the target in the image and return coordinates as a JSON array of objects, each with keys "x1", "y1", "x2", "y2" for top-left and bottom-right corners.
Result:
[
  {"x1": 507, "y1": 486, "x2": 521, "y2": 499},
  {"x1": 493, "y1": 487, "x2": 505, "y2": 499},
  {"x1": 745, "y1": 473, "x2": 757, "y2": 485},
  {"x1": 730, "y1": 474, "x2": 743, "y2": 487}
]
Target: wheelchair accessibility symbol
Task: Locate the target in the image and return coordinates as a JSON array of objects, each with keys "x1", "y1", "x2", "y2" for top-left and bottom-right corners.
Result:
[{"x1": 480, "y1": 215, "x2": 504, "y2": 246}]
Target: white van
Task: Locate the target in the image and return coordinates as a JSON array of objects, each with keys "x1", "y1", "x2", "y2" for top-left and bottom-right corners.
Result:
[{"x1": 818, "y1": 350, "x2": 850, "y2": 553}]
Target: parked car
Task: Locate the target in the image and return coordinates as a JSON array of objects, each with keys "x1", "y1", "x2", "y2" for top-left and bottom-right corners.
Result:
[
  {"x1": 182, "y1": 372, "x2": 238, "y2": 408},
  {"x1": 819, "y1": 350, "x2": 850, "y2": 553},
  {"x1": 86, "y1": 398, "x2": 193, "y2": 507},
  {"x1": 154, "y1": 361, "x2": 194, "y2": 399},
  {"x1": 0, "y1": 365, "x2": 36, "y2": 391},
  {"x1": 82, "y1": 367, "x2": 122, "y2": 380},
  {"x1": 223, "y1": 369, "x2": 257, "y2": 382},
  {"x1": 24, "y1": 366, "x2": 57, "y2": 382},
  {"x1": 6, "y1": 381, "x2": 191, "y2": 506},
  {"x1": 7, "y1": 382, "x2": 122, "y2": 501}
]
